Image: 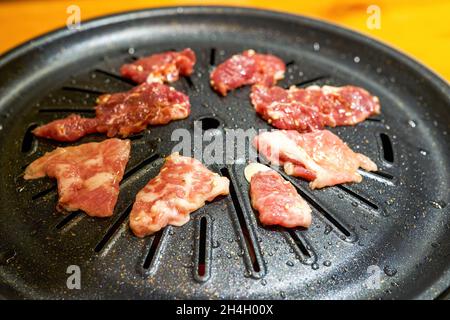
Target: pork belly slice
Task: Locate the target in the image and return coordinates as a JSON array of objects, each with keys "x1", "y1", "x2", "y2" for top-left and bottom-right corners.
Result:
[
  {"x1": 245, "y1": 163, "x2": 312, "y2": 228},
  {"x1": 130, "y1": 153, "x2": 230, "y2": 238},
  {"x1": 120, "y1": 48, "x2": 196, "y2": 84},
  {"x1": 251, "y1": 84, "x2": 380, "y2": 132},
  {"x1": 33, "y1": 82, "x2": 190, "y2": 141},
  {"x1": 254, "y1": 130, "x2": 377, "y2": 189},
  {"x1": 24, "y1": 138, "x2": 131, "y2": 217},
  {"x1": 210, "y1": 49, "x2": 285, "y2": 96}
]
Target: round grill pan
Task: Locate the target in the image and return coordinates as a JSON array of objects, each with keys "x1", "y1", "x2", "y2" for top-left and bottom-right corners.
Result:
[{"x1": 0, "y1": 6, "x2": 449, "y2": 299}]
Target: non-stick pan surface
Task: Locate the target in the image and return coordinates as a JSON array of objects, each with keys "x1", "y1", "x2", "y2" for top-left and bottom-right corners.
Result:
[{"x1": 0, "y1": 6, "x2": 449, "y2": 299}]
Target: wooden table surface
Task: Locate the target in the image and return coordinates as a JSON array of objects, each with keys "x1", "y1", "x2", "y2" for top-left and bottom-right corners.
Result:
[{"x1": 1, "y1": 0, "x2": 449, "y2": 80}]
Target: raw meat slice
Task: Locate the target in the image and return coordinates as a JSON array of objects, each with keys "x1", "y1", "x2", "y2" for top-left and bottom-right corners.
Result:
[
  {"x1": 120, "y1": 48, "x2": 196, "y2": 84},
  {"x1": 210, "y1": 50, "x2": 285, "y2": 96},
  {"x1": 130, "y1": 153, "x2": 230, "y2": 237},
  {"x1": 32, "y1": 114, "x2": 98, "y2": 142},
  {"x1": 254, "y1": 130, "x2": 377, "y2": 189},
  {"x1": 95, "y1": 82, "x2": 190, "y2": 137},
  {"x1": 24, "y1": 138, "x2": 131, "y2": 217},
  {"x1": 33, "y1": 82, "x2": 190, "y2": 141},
  {"x1": 251, "y1": 84, "x2": 380, "y2": 131},
  {"x1": 246, "y1": 163, "x2": 312, "y2": 228}
]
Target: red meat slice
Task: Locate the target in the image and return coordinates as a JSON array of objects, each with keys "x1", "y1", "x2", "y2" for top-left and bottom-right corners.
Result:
[
  {"x1": 95, "y1": 82, "x2": 190, "y2": 137},
  {"x1": 130, "y1": 153, "x2": 230, "y2": 237},
  {"x1": 210, "y1": 50, "x2": 285, "y2": 96},
  {"x1": 31, "y1": 114, "x2": 98, "y2": 142},
  {"x1": 120, "y1": 48, "x2": 196, "y2": 84},
  {"x1": 254, "y1": 130, "x2": 377, "y2": 189},
  {"x1": 33, "y1": 82, "x2": 190, "y2": 141},
  {"x1": 251, "y1": 84, "x2": 380, "y2": 132},
  {"x1": 249, "y1": 167, "x2": 312, "y2": 228},
  {"x1": 24, "y1": 138, "x2": 131, "y2": 217}
]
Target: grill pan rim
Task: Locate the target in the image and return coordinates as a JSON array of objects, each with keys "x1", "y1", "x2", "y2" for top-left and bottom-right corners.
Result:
[
  {"x1": 0, "y1": 5, "x2": 449, "y2": 93},
  {"x1": 0, "y1": 5, "x2": 449, "y2": 300}
]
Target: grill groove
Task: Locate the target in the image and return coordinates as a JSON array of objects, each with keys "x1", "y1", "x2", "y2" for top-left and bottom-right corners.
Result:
[
  {"x1": 94, "y1": 203, "x2": 132, "y2": 253},
  {"x1": 220, "y1": 167, "x2": 265, "y2": 277},
  {"x1": 193, "y1": 214, "x2": 212, "y2": 282},
  {"x1": 61, "y1": 86, "x2": 106, "y2": 95},
  {"x1": 142, "y1": 229, "x2": 167, "y2": 273}
]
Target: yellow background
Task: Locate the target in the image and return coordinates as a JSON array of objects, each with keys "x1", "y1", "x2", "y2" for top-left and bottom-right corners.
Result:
[{"x1": 1, "y1": 0, "x2": 449, "y2": 80}]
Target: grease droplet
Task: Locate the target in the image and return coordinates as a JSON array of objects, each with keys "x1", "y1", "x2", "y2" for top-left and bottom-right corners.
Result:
[
  {"x1": 429, "y1": 200, "x2": 446, "y2": 209},
  {"x1": 384, "y1": 265, "x2": 397, "y2": 277}
]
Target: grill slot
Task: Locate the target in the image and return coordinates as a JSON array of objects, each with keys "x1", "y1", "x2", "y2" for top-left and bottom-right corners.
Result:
[
  {"x1": 285, "y1": 230, "x2": 317, "y2": 265},
  {"x1": 336, "y1": 185, "x2": 379, "y2": 211},
  {"x1": 379, "y1": 133, "x2": 394, "y2": 163},
  {"x1": 31, "y1": 185, "x2": 56, "y2": 200},
  {"x1": 296, "y1": 186, "x2": 355, "y2": 241},
  {"x1": 61, "y1": 86, "x2": 105, "y2": 95},
  {"x1": 184, "y1": 76, "x2": 195, "y2": 89},
  {"x1": 94, "y1": 203, "x2": 132, "y2": 253},
  {"x1": 220, "y1": 167, "x2": 264, "y2": 277},
  {"x1": 93, "y1": 69, "x2": 136, "y2": 86},
  {"x1": 209, "y1": 48, "x2": 216, "y2": 66},
  {"x1": 21, "y1": 124, "x2": 38, "y2": 153},
  {"x1": 197, "y1": 217, "x2": 207, "y2": 276},
  {"x1": 293, "y1": 75, "x2": 329, "y2": 87},
  {"x1": 122, "y1": 154, "x2": 160, "y2": 182},
  {"x1": 55, "y1": 211, "x2": 81, "y2": 230},
  {"x1": 358, "y1": 169, "x2": 395, "y2": 186},
  {"x1": 197, "y1": 116, "x2": 221, "y2": 130},
  {"x1": 286, "y1": 60, "x2": 295, "y2": 67},
  {"x1": 128, "y1": 134, "x2": 145, "y2": 141},
  {"x1": 194, "y1": 214, "x2": 211, "y2": 282},
  {"x1": 279, "y1": 172, "x2": 357, "y2": 242},
  {"x1": 359, "y1": 169, "x2": 394, "y2": 180},
  {"x1": 142, "y1": 229, "x2": 167, "y2": 273},
  {"x1": 366, "y1": 118, "x2": 382, "y2": 122},
  {"x1": 38, "y1": 107, "x2": 95, "y2": 113}
]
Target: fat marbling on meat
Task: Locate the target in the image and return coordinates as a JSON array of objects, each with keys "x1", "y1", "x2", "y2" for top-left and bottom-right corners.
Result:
[
  {"x1": 24, "y1": 138, "x2": 131, "y2": 217},
  {"x1": 254, "y1": 130, "x2": 377, "y2": 189},
  {"x1": 33, "y1": 82, "x2": 190, "y2": 141},
  {"x1": 210, "y1": 50, "x2": 285, "y2": 96},
  {"x1": 130, "y1": 153, "x2": 230, "y2": 238},
  {"x1": 251, "y1": 84, "x2": 380, "y2": 132},
  {"x1": 120, "y1": 48, "x2": 196, "y2": 84}
]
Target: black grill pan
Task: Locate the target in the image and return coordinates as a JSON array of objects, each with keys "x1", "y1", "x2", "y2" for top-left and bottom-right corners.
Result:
[{"x1": 0, "y1": 6, "x2": 449, "y2": 299}]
